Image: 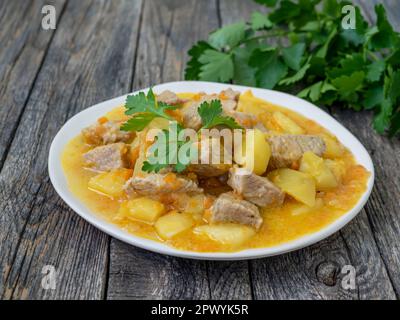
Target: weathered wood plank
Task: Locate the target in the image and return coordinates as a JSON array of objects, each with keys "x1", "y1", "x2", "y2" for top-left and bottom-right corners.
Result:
[
  {"x1": 107, "y1": 0, "x2": 219, "y2": 300},
  {"x1": 0, "y1": 0, "x2": 142, "y2": 299},
  {"x1": 0, "y1": 0, "x2": 66, "y2": 168},
  {"x1": 219, "y1": 0, "x2": 397, "y2": 300}
]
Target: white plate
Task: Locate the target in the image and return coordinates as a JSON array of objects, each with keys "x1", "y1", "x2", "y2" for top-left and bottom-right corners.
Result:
[{"x1": 48, "y1": 81, "x2": 374, "y2": 260}]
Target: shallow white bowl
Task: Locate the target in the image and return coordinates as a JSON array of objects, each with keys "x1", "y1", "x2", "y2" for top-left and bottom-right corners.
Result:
[{"x1": 49, "y1": 81, "x2": 374, "y2": 260}]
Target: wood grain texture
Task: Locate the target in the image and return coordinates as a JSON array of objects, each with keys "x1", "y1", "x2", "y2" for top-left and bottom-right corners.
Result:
[
  {"x1": 219, "y1": 0, "x2": 397, "y2": 300},
  {"x1": 0, "y1": 0, "x2": 66, "y2": 168},
  {"x1": 0, "y1": 0, "x2": 142, "y2": 299}
]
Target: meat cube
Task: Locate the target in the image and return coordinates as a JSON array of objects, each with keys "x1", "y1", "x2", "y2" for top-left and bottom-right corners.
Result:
[
  {"x1": 220, "y1": 88, "x2": 240, "y2": 101},
  {"x1": 182, "y1": 101, "x2": 202, "y2": 130},
  {"x1": 124, "y1": 173, "x2": 202, "y2": 195},
  {"x1": 227, "y1": 111, "x2": 267, "y2": 131},
  {"x1": 188, "y1": 164, "x2": 230, "y2": 177},
  {"x1": 267, "y1": 135, "x2": 326, "y2": 169},
  {"x1": 210, "y1": 192, "x2": 262, "y2": 229},
  {"x1": 82, "y1": 120, "x2": 133, "y2": 145},
  {"x1": 84, "y1": 143, "x2": 129, "y2": 172},
  {"x1": 187, "y1": 138, "x2": 231, "y2": 177},
  {"x1": 227, "y1": 167, "x2": 284, "y2": 207},
  {"x1": 156, "y1": 90, "x2": 186, "y2": 105}
]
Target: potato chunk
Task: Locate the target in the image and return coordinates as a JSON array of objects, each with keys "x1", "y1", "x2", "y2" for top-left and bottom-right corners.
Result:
[
  {"x1": 193, "y1": 223, "x2": 255, "y2": 247},
  {"x1": 268, "y1": 168, "x2": 316, "y2": 207},
  {"x1": 237, "y1": 91, "x2": 268, "y2": 116},
  {"x1": 320, "y1": 134, "x2": 344, "y2": 158},
  {"x1": 290, "y1": 198, "x2": 324, "y2": 216},
  {"x1": 155, "y1": 212, "x2": 194, "y2": 240},
  {"x1": 300, "y1": 151, "x2": 338, "y2": 191},
  {"x1": 88, "y1": 168, "x2": 133, "y2": 198},
  {"x1": 118, "y1": 197, "x2": 166, "y2": 223},
  {"x1": 324, "y1": 159, "x2": 347, "y2": 183},
  {"x1": 273, "y1": 112, "x2": 305, "y2": 135},
  {"x1": 237, "y1": 129, "x2": 271, "y2": 175}
]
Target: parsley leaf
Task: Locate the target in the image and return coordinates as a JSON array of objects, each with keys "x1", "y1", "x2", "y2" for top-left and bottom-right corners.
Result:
[
  {"x1": 370, "y1": 4, "x2": 398, "y2": 49},
  {"x1": 198, "y1": 100, "x2": 242, "y2": 129},
  {"x1": 251, "y1": 12, "x2": 272, "y2": 30},
  {"x1": 185, "y1": 41, "x2": 213, "y2": 80},
  {"x1": 366, "y1": 60, "x2": 386, "y2": 82},
  {"x1": 209, "y1": 22, "x2": 246, "y2": 50},
  {"x1": 198, "y1": 50, "x2": 234, "y2": 82},
  {"x1": 142, "y1": 124, "x2": 194, "y2": 173},
  {"x1": 282, "y1": 43, "x2": 305, "y2": 71},
  {"x1": 121, "y1": 88, "x2": 177, "y2": 132}
]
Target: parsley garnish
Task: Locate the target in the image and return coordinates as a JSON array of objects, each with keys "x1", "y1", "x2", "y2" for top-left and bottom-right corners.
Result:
[
  {"x1": 184, "y1": 0, "x2": 400, "y2": 136},
  {"x1": 198, "y1": 100, "x2": 242, "y2": 129},
  {"x1": 121, "y1": 88, "x2": 178, "y2": 132},
  {"x1": 142, "y1": 124, "x2": 195, "y2": 173}
]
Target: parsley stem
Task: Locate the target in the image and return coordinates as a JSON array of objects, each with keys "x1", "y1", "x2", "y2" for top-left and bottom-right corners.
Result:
[{"x1": 229, "y1": 30, "x2": 290, "y2": 52}]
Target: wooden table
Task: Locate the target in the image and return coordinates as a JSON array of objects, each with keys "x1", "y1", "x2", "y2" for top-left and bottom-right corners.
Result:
[{"x1": 0, "y1": 0, "x2": 399, "y2": 300}]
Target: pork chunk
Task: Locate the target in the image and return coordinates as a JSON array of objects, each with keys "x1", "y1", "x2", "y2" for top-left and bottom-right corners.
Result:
[
  {"x1": 124, "y1": 173, "x2": 202, "y2": 195},
  {"x1": 228, "y1": 111, "x2": 267, "y2": 131},
  {"x1": 187, "y1": 138, "x2": 231, "y2": 177},
  {"x1": 210, "y1": 192, "x2": 262, "y2": 229},
  {"x1": 182, "y1": 92, "x2": 239, "y2": 129},
  {"x1": 82, "y1": 121, "x2": 133, "y2": 145},
  {"x1": 267, "y1": 135, "x2": 326, "y2": 169},
  {"x1": 221, "y1": 88, "x2": 240, "y2": 101},
  {"x1": 156, "y1": 90, "x2": 186, "y2": 105},
  {"x1": 227, "y1": 167, "x2": 284, "y2": 207},
  {"x1": 182, "y1": 101, "x2": 202, "y2": 130},
  {"x1": 84, "y1": 143, "x2": 129, "y2": 171}
]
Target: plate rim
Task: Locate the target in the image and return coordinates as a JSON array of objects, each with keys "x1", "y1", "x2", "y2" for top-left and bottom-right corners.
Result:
[{"x1": 48, "y1": 81, "x2": 375, "y2": 260}]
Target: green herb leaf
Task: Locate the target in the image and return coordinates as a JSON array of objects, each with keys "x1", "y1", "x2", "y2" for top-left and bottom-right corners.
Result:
[
  {"x1": 364, "y1": 86, "x2": 384, "y2": 110},
  {"x1": 282, "y1": 43, "x2": 306, "y2": 71},
  {"x1": 121, "y1": 88, "x2": 177, "y2": 132},
  {"x1": 269, "y1": 0, "x2": 300, "y2": 24},
  {"x1": 198, "y1": 50, "x2": 234, "y2": 82},
  {"x1": 208, "y1": 22, "x2": 246, "y2": 50},
  {"x1": 331, "y1": 71, "x2": 365, "y2": 98},
  {"x1": 250, "y1": 12, "x2": 272, "y2": 30},
  {"x1": 373, "y1": 99, "x2": 392, "y2": 133},
  {"x1": 280, "y1": 55, "x2": 311, "y2": 85},
  {"x1": 185, "y1": 41, "x2": 213, "y2": 80},
  {"x1": 370, "y1": 4, "x2": 399, "y2": 49},
  {"x1": 366, "y1": 60, "x2": 386, "y2": 82},
  {"x1": 198, "y1": 100, "x2": 242, "y2": 129}
]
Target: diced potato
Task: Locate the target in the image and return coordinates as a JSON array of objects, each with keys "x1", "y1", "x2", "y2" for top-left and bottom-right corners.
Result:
[
  {"x1": 273, "y1": 111, "x2": 305, "y2": 135},
  {"x1": 237, "y1": 91, "x2": 268, "y2": 116},
  {"x1": 193, "y1": 223, "x2": 255, "y2": 247},
  {"x1": 104, "y1": 106, "x2": 129, "y2": 122},
  {"x1": 324, "y1": 159, "x2": 347, "y2": 182},
  {"x1": 155, "y1": 212, "x2": 194, "y2": 240},
  {"x1": 183, "y1": 194, "x2": 205, "y2": 220},
  {"x1": 118, "y1": 197, "x2": 166, "y2": 223},
  {"x1": 290, "y1": 198, "x2": 324, "y2": 216},
  {"x1": 237, "y1": 129, "x2": 271, "y2": 175},
  {"x1": 88, "y1": 168, "x2": 133, "y2": 198},
  {"x1": 320, "y1": 134, "x2": 344, "y2": 158},
  {"x1": 268, "y1": 168, "x2": 316, "y2": 207},
  {"x1": 300, "y1": 151, "x2": 338, "y2": 191}
]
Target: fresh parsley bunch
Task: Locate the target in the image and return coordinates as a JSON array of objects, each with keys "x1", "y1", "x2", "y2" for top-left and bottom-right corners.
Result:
[{"x1": 185, "y1": 0, "x2": 400, "y2": 136}]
